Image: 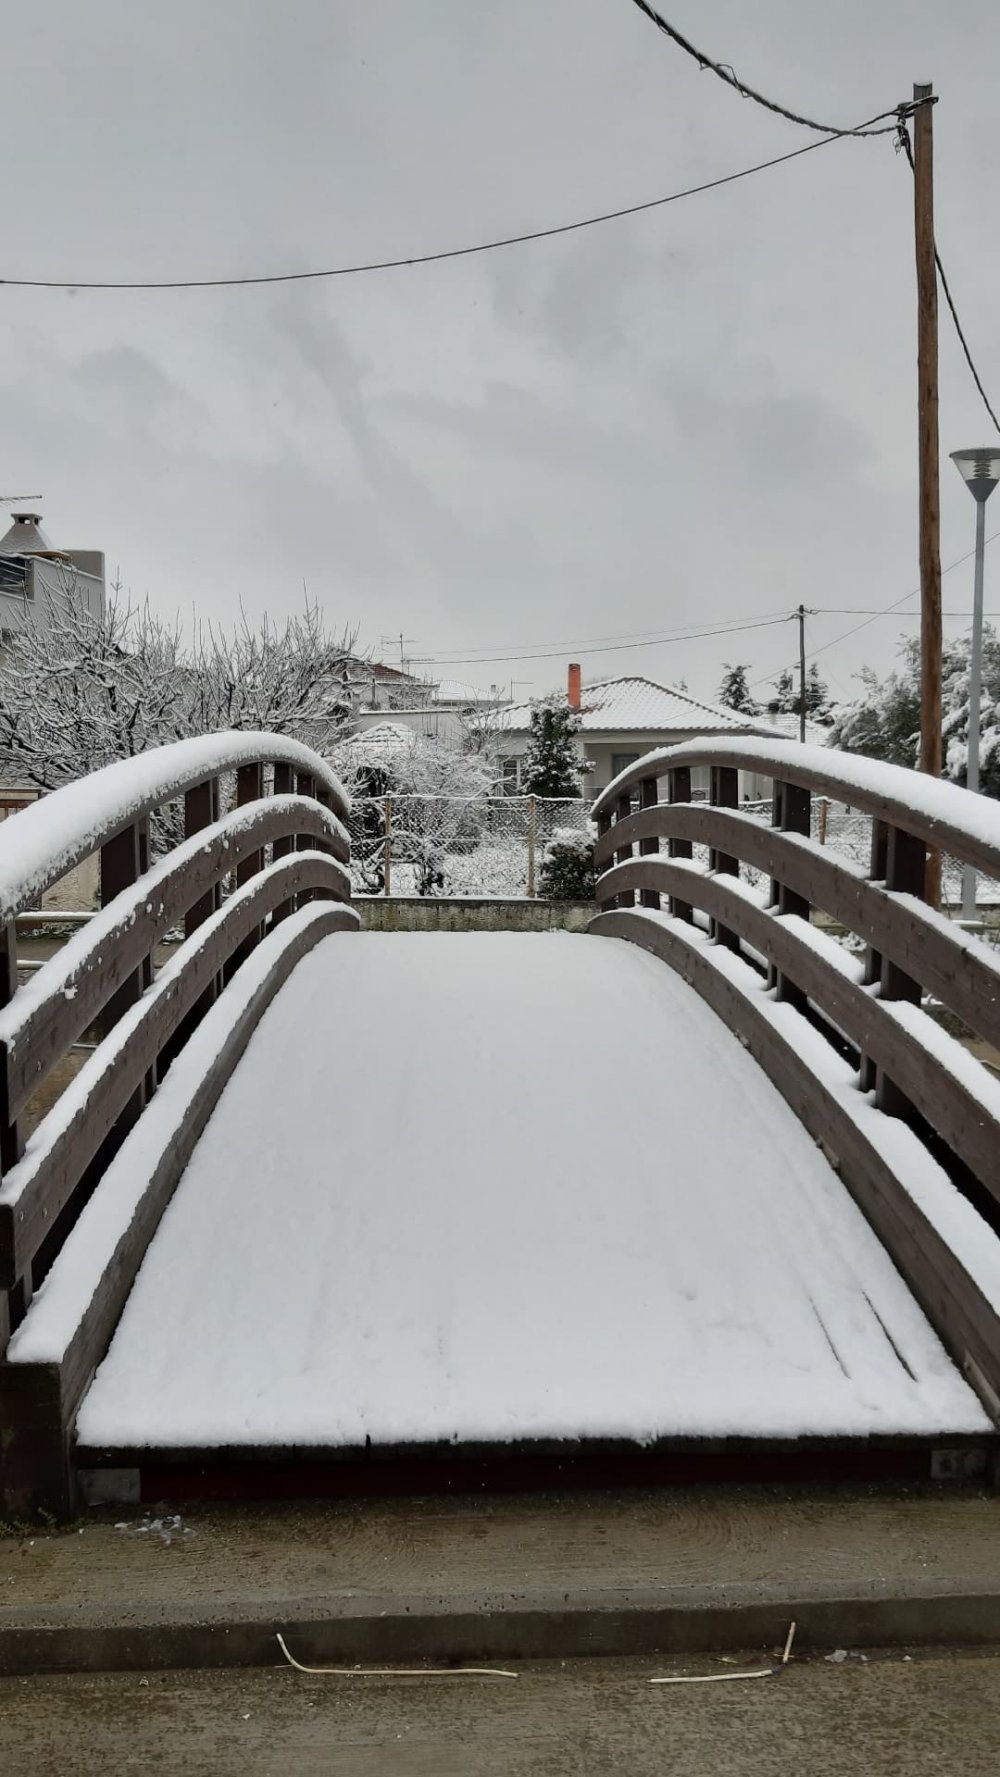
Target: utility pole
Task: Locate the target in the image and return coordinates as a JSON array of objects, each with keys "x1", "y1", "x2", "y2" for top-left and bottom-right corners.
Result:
[
  {"x1": 797, "y1": 604, "x2": 807, "y2": 742},
  {"x1": 912, "y1": 80, "x2": 942, "y2": 901}
]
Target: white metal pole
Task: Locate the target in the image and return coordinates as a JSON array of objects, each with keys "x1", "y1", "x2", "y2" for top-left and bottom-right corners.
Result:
[{"x1": 961, "y1": 498, "x2": 987, "y2": 920}]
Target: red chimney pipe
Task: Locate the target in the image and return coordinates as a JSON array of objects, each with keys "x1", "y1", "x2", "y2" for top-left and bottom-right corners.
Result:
[{"x1": 567, "y1": 662, "x2": 581, "y2": 711}]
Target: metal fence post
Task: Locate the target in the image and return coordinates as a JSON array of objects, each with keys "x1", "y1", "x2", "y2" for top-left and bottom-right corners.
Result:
[
  {"x1": 527, "y1": 795, "x2": 537, "y2": 898},
  {"x1": 384, "y1": 796, "x2": 392, "y2": 897}
]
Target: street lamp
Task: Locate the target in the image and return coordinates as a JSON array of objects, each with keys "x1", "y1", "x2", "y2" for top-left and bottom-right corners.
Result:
[{"x1": 949, "y1": 447, "x2": 1000, "y2": 920}]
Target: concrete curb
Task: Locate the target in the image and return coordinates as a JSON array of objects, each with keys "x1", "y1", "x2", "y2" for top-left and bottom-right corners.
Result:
[{"x1": 3, "y1": 1585, "x2": 1000, "y2": 1675}]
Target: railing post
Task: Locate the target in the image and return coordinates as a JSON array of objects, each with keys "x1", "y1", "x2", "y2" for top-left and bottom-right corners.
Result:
[
  {"x1": 597, "y1": 811, "x2": 614, "y2": 908},
  {"x1": 860, "y1": 818, "x2": 889, "y2": 1092},
  {"x1": 874, "y1": 822, "x2": 927, "y2": 1118},
  {"x1": 639, "y1": 774, "x2": 660, "y2": 909},
  {"x1": 526, "y1": 795, "x2": 536, "y2": 898},
  {"x1": 101, "y1": 817, "x2": 154, "y2": 1033},
  {"x1": 615, "y1": 791, "x2": 634, "y2": 908},
  {"x1": 709, "y1": 765, "x2": 739, "y2": 950},
  {"x1": 295, "y1": 772, "x2": 317, "y2": 905},
  {"x1": 384, "y1": 796, "x2": 393, "y2": 898},
  {"x1": 771, "y1": 779, "x2": 811, "y2": 1007},
  {"x1": 226, "y1": 762, "x2": 265, "y2": 979},
  {"x1": 668, "y1": 766, "x2": 693, "y2": 922},
  {"x1": 271, "y1": 762, "x2": 295, "y2": 923},
  {"x1": 183, "y1": 776, "x2": 221, "y2": 1010},
  {"x1": 0, "y1": 916, "x2": 27, "y2": 1335}
]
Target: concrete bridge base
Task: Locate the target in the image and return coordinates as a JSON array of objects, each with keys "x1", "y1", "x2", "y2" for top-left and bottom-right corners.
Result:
[{"x1": 2, "y1": 1487, "x2": 999, "y2": 1676}]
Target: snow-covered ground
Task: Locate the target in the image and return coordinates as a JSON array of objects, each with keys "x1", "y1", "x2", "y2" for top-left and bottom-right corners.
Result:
[{"x1": 75, "y1": 932, "x2": 987, "y2": 1450}]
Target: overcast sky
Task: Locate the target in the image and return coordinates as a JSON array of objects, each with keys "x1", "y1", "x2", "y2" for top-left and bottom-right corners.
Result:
[{"x1": 4, "y1": 0, "x2": 999, "y2": 705}]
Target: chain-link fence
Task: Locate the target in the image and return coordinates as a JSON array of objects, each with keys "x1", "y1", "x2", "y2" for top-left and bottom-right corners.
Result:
[
  {"x1": 737, "y1": 797, "x2": 1000, "y2": 913},
  {"x1": 347, "y1": 795, "x2": 594, "y2": 898}
]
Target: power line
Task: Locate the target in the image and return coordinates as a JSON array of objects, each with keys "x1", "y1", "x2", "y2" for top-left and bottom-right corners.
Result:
[
  {"x1": 750, "y1": 527, "x2": 1000, "y2": 688},
  {"x1": 0, "y1": 119, "x2": 897, "y2": 294},
  {"x1": 898, "y1": 121, "x2": 1000, "y2": 435},
  {"x1": 420, "y1": 614, "x2": 792, "y2": 669},
  {"x1": 625, "y1": 2, "x2": 907, "y2": 138},
  {"x1": 421, "y1": 608, "x2": 793, "y2": 661}
]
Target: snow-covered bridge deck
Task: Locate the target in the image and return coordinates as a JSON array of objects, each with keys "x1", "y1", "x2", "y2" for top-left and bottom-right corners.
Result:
[
  {"x1": 73, "y1": 933, "x2": 988, "y2": 1454},
  {"x1": 4, "y1": 731, "x2": 1000, "y2": 1513}
]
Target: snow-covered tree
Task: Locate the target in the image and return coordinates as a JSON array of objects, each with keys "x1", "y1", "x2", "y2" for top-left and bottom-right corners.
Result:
[
  {"x1": 766, "y1": 663, "x2": 835, "y2": 726},
  {"x1": 769, "y1": 668, "x2": 798, "y2": 715},
  {"x1": 0, "y1": 592, "x2": 355, "y2": 793},
  {"x1": 539, "y1": 828, "x2": 596, "y2": 901},
  {"x1": 717, "y1": 663, "x2": 760, "y2": 716},
  {"x1": 829, "y1": 627, "x2": 1000, "y2": 795},
  {"x1": 334, "y1": 729, "x2": 496, "y2": 895},
  {"x1": 521, "y1": 695, "x2": 582, "y2": 799}
]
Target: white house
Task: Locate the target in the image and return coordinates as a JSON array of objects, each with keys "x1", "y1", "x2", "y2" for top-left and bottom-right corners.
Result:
[
  {"x1": 498, "y1": 666, "x2": 775, "y2": 799},
  {"x1": 0, "y1": 511, "x2": 105, "y2": 645}
]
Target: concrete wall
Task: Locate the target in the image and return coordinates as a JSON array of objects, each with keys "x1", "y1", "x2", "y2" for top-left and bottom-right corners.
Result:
[{"x1": 359, "y1": 897, "x2": 595, "y2": 932}]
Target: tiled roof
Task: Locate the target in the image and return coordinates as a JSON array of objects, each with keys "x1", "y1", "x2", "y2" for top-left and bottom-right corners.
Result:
[{"x1": 501, "y1": 677, "x2": 765, "y2": 734}]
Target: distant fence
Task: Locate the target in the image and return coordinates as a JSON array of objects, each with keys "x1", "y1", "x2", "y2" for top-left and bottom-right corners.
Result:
[{"x1": 347, "y1": 795, "x2": 593, "y2": 898}]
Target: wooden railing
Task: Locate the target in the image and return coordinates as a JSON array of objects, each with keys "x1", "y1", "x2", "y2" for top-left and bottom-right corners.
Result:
[
  {"x1": 0, "y1": 734, "x2": 357, "y2": 1511},
  {"x1": 591, "y1": 737, "x2": 1000, "y2": 1430}
]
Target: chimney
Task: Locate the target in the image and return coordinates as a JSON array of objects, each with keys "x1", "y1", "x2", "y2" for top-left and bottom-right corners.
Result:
[{"x1": 567, "y1": 662, "x2": 581, "y2": 711}]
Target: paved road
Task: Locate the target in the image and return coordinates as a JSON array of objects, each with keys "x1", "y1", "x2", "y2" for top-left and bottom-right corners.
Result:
[{"x1": 2, "y1": 1652, "x2": 998, "y2": 1776}]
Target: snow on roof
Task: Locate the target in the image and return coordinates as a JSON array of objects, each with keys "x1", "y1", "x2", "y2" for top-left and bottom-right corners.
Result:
[
  {"x1": 501, "y1": 676, "x2": 765, "y2": 734},
  {"x1": 339, "y1": 721, "x2": 415, "y2": 757}
]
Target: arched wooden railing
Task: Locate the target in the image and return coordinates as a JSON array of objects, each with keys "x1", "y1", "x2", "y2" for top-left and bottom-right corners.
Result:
[
  {"x1": 591, "y1": 737, "x2": 1000, "y2": 1430},
  {"x1": 0, "y1": 734, "x2": 357, "y2": 1511}
]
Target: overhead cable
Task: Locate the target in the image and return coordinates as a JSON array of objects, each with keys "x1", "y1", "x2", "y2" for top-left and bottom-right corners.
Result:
[
  {"x1": 0, "y1": 120, "x2": 896, "y2": 294},
  {"x1": 897, "y1": 121, "x2": 1000, "y2": 435},
  {"x1": 625, "y1": 2, "x2": 908, "y2": 137}
]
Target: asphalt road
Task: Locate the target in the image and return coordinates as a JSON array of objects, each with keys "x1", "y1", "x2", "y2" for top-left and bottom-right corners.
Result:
[{"x1": 1, "y1": 1650, "x2": 998, "y2": 1776}]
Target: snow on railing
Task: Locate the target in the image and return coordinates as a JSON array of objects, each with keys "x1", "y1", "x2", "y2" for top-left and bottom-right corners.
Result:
[
  {"x1": 591, "y1": 737, "x2": 1000, "y2": 1434},
  {"x1": 0, "y1": 733, "x2": 359, "y2": 1511},
  {"x1": 0, "y1": 731, "x2": 350, "y2": 922}
]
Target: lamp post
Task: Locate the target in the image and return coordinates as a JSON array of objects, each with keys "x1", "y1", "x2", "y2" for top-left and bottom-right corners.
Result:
[{"x1": 949, "y1": 448, "x2": 1000, "y2": 919}]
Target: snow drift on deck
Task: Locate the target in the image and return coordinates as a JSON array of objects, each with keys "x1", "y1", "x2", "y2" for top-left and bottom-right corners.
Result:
[{"x1": 76, "y1": 932, "x2": 988, "y2": 1450}]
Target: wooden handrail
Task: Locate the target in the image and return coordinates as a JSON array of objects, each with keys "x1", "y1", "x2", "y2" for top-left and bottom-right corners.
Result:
[
  {"x1": 592, "y1": 736, "x2": 1000, "y2": 880},
  {"x1": 0, "y1": 735, "x2": 355, "y2": 1364},
  {"x1": 0, "y1": 731, "x2": 349, "y2": 921},
  {"x1": 590, "y1": 741, "x2": 1000, "y2": 1427}
]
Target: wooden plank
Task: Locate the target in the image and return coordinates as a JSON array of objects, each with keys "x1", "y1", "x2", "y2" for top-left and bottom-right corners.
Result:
[
  {"x1": 0, "y1": 856, "x2": 346, "y2": 1290},
  {"x1": 589, "y1": 908, "x2": 1000, "y2": 1418}
]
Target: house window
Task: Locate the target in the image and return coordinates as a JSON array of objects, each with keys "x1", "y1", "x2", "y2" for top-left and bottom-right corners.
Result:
[
  {"x1": 610, "y1": 752, "x2": 640, "y2": 782},
  {"x1": 500, "y1": 756, "x2": 520, "y2": 795}
]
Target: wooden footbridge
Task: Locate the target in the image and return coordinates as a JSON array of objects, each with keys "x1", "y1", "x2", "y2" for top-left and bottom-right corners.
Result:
[{"x1": 1, "y1": 734, "x2": 999, "y2": 1513}]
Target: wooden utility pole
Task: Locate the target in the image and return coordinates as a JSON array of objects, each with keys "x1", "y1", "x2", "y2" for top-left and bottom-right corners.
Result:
[{"x1": 912, "y1": 80, "x2": 942, "y2": 901}]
